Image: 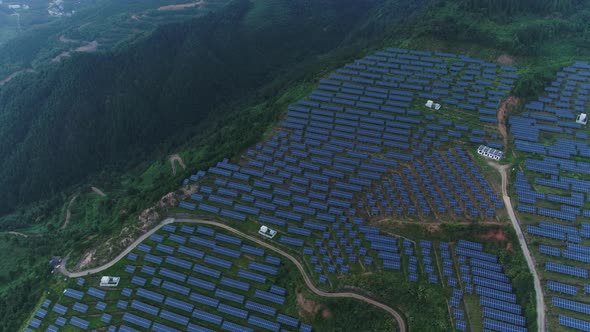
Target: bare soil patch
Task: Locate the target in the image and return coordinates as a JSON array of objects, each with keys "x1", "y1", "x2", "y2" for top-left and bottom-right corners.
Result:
[
  {"x1": 76, "y1": 250, "x2": 96, "y2": 270},
  {"x1": 296, "y1": 292, "x2": 333, "y2": 319},
  {"x1": 59, "y1": 35, "x2": 80, "y2": 43},
  {"x1": 497, "y1": 54, "x2": 515, "y2": 66},
  {"x1": 75, "y1": 40, "x2": 98, "y2": 52},
  {"x1": 477, "y1": 229, "x2": 508, "y2": 241},
  {"x1": 158, "y1": 0, "x2": 204, "y2": 11},
  {"x1": 506, "y1": 242, "x2": 513, "y2": 252},
  {"x1": 169, "y1": 154, "x2": 187, "y2": 175},
  {"x1": 62, "y1": 194, "x2": 78, "y2": 230},
  {"x1": 7, "y1": 231, "x2": 28, "y2": 238},
  {"x1": 0, "y1": 68, "x2": 34, "y2": 86},
  {"x1": 497, "y1": 96, "x2": 519, "y2": 148}
]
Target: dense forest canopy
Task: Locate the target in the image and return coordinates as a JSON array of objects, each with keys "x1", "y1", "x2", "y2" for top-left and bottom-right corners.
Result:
[
  {"x1": 459, "y1": 0, "x2": 583, "y2": 15},
  {"x1": 0, "y1": 0, "x2": 389, "y2": 216}
]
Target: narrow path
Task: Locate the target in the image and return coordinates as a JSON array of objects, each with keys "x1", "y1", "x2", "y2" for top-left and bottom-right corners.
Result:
[
  {"x1": 169, "y1": 154, "x2": 187, "y2": 175},
  {"x1": 6, "y1": 231, "x2": 28, "y2": 238},
  {"x1": 497, "y1": 96, "x2": 519, "y2": 149},
  {"x1": 60, "y1": 217, "x2": 407, "y2": 332},
  {"x1": 91, "y1": 186, "x2": 106, "y2": 197},
  {"x1": 488, "y1": 162, "x2": 545, "y2": 331},
  {"x1": 62, "y1": 194, "x2": 78, "y2": 230}
]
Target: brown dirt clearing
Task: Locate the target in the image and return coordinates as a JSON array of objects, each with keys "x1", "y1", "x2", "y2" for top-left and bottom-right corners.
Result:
[
  {"x1": 477, "y1": 229, "x2": 508, "y2": 241},
  {"x1": 497, "y1": 96, "x2": 519, "y2": 148},
  {"x1": 62, "y1": 194, "x2": 78, "y2": 230},
  {"x1": 296, "y1": 292, "x2": 333, "y2": 319},
  {"x1": 497, "y1": 54, "x2": 515, "y2": 66},
  {"x1": 169, "y1": 154, "x2": 187, "y2": 175}
]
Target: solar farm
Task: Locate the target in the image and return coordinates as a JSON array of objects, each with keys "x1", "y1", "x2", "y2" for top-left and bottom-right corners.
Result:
[
  {"x1": 23, "y1": 47, "x2": 553, "y2": 331},
  {"x1": 506, "y1": 61, "x2": 590, "y2": 331},
  {"x1": 27, "y1": 224, "x2": 315, "y2": 332}
]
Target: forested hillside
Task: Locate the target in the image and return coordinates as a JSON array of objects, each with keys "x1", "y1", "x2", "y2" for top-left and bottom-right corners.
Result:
[
  {"x1": 5, "y1": 0, "x2": 590, "y2": 330},
  {"x1": 0, "y1": 0, "x2": 411, "y2": 217}
]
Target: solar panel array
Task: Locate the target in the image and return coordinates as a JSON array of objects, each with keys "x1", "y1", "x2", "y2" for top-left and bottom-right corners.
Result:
[
  {"x1": 452, "y1": 240, "x2": 528, "y2": 331},
  {"x1": 174, "y1": 48, "x2": 515, "y2": 282},
  {"x1": 511, "y1": 62, "x2": 590, "y2": 224},
  {"x1": 32, "y1": 225, "x2": 312, "y2": 332}
]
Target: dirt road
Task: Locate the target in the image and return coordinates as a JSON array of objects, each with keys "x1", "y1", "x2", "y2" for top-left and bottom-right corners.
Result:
[
  {"x1": 60, "y1": 217, "x2": 407, "y2": 332},
  {"x1": 488, "y1": 162, "x2": 545, "y2": 331},
  {"x1": 62, "y1": 194, "x2": 78, "y2": 230},
  {"x1": 91, "y1": 186, "x2": 106, "y2": 197},
  {"x1": 497, "y1": 96, "x2": 519, "y2": 148},
  {"x1": 169, "y1": 154, "x2": 187, "y2": 175}
]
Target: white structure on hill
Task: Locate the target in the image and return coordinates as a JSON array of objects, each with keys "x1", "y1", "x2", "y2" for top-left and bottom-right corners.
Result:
[
  {"x1": 100, "y1": 276, "x2": 120, "y2": 287},
  {"x1": 477, "y1": 145, "x2": 504, "y2": 161},
  {"x1": 576, "y1": 113, "x2": 588, "y2": 125},
  {"x1": 258, "y1": 225, "x2": 277, "y2": 239},
  {"x1": 425, "y1": 100, "x2": 442, "y2": 110}
]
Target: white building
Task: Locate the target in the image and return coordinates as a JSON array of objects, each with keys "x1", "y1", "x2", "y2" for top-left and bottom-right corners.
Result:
[
  {"x1": 100, "y1": 276, "x2": 120, "y2": 287},
  {"x1": 258, "y1": 225, "x2": 276, "y2": 239},
  {"x1": 477, "y1": 145, "x2": 503, "y2": 161},
  {"x1": 576, "y1": 113, "x2": 588, "y2": 125}
]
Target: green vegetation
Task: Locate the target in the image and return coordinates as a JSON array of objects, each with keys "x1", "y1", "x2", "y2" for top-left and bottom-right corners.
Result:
[
  {"x1": 9, "y1": 0, "x2": 590, "y2": 329},
  {"x1": 28, "y1": 224, "x2": 395, "y2": 332}
]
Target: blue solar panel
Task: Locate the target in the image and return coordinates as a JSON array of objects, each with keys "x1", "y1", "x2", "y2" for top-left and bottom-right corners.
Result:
[
  {"x1": 245, "y1": 300, "x2": 277, "y2": 317},
  {"x1": 192, "y1": 309, "x2": 222, "y2": 325},
  {"x1": 250, "y1": 262, "x2": 279, "y2": 275},
  {"x1": 254, "y1": 289, "x2": 285, "y2": 305},
  {"x1": 136, "y1": 288, "x2": 164, "y2": 303},
  {"x1": 52, "y1": 304, "x2": 68, "y2": 315},
  {"x1": 217, "y1": 303, "x2": 248, "y2": 319},
  {"x1": 215, "y1": 288, "x2": 245, "y2": 304},
  {"x1": 193, "y1": 264, "x2": 221, "y2": 278},
  {"x1": 63, "y1": 288, "x2": 84, "y2": 300},
  {"x1": 160, "y1": 309, "x2": 189, "y2": 326},
  {"x1": 152, "y1": 322, "x2": 180, "y2": 332},
  {"x1": 122, "y1": 312, "x2": 152, "y2": 329},
  {"x1": 131, "y1": 299, "x2": 159, "y2": 315},
  {"x1": 221, "y1": 321, "x2": 254, "y2": 332},
  {"x1": 560, "y1": 315, "x2": 590, "y2": 331},
  {"x1": 277, "y1": 313, "x2": 300, "y2": 327},
  {"x1": 69, "y1": 316, "x2": 90, "y2": 330},
  {"x1": 204, "y1": 255, "x2": 232, "y2": 269},
  {"x1": 187, "y1": 276, "x2": 216, "y2": 291}
]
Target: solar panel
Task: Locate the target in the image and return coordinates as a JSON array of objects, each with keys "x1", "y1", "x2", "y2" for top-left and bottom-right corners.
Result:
[
  {"x1": 164, "y1": 297, "x2": 194, "y2": 313},
  {"x1": 560, "y1": 315, "x2": 590, "y2": 331},
  {"x1": 221, "y1": 321, "x2": 254, "y2": 332},
  {"x1": 136, "y1": 288, "x2": 164, "y2": 303},
  {"x1": 160, "y1": 309, "x2": 190, "y2": 326},
  {"x1": 215, "y1": 288, "x2": 245, "y2": 304},
  {"x1": 218, "y1": 303, "x2": 249, "y2": 319},
  {"x1": 63, "y1": 288, "x2": 84, "y2": 300},
  {"x1": 192, "y1": 309, "x2": 222, "y2": 325},
  {"x1": 254, "y1": 289, "x2": 285, "y2": 305},
  {"x1": 190, "y1": 293, "x2": 219, "y2": 308},
  {"x1": 69, "y1": 316, "x2": 90, "y2": 330},
  {"x1": 122, "y1": 312, "x2": 152, "y2": 329},
  {"x1": 152, "y1": 322, "x2": 180, "y2": 332},
  {"x1": 131, "y1": 299, "x2": 160, "y2": 316},
  {"x1": 87, "y1": 287, "x2": 106, "y2": 300}
]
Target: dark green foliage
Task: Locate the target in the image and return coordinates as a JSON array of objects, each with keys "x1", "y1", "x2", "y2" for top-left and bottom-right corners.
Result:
[
  {"x1": 459, "y1": 0, "x2": 582, "y2": 16},
  {"x1": 0, "y1": 0, "x2": 392, "y2": 217}
]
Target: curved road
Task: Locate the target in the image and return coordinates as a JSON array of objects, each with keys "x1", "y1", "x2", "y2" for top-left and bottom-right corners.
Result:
[
  {"x1": 489, "y1": 162, "x2": 545, "y2": 331},
  {"x1": 60, "y1": 218, "x2": 407, "y2": 332}
]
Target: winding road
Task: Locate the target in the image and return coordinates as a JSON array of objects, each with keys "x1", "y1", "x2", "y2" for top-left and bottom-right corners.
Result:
[
  {"x1": 60, "y1": 217, "x2": 407, "y2": 332},
  {"x1": 489, "y1": 162, "x2": 545, "y2": 331}
]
